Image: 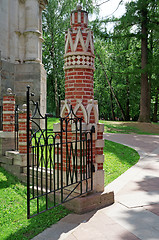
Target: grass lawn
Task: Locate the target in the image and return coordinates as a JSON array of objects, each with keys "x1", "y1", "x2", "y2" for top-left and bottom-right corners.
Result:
[
  {"x1": 0, "y1": 167, "x2": 70, "y2": 240},
  {"x1": 99, "y1": 120, "x2": 159, "y2": 135},
  {"x1": 103, "y1": 140, "x2": 140, "y2": 186}
]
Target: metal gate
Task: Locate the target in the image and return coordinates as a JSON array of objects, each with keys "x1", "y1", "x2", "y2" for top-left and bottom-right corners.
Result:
[{"x1": 26, "y1": 87, "x2": 95, "y2": 219}]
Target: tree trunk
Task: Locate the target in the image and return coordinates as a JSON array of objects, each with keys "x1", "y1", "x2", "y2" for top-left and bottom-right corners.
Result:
[
  {"x1": 153, "y1": 87, "x2": 159, "y2": 122},
  {"x1": 138, "y1": 2, "x2": 151, "y2": 122},
  {"x1": 125, "y1": 75, "x2": 130, "y2": 121},
  {"x1": 110, "y1": 77, "x2": 115, "y2": 120},
  {"x1": 55, "y1": 78, "x2": 60, "y2": 117}
]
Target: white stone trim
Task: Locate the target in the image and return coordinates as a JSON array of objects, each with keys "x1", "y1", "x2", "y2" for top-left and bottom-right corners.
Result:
[
  {"x1": 3, "y1": 101, "x2": 15, "y2": 104},
  {"x1": 97, "y1": 123, "x2": 104, "y2": 132},
  {"x1": 53, "y1": 122, "x2": 60, "y2": 132},
  {"x1": 0, "y1": 131, "x2": 14, "y2": 138},
  {"x1": 23, "y1": 29, "x2": 41, "y2": 36},
  {"x1": 64, "y1": 65, "x2": 95, "y2": 71},
  {"x1": 93, "y1": 170, "x2": 104, "y2": 192},
  {"x1": 19, "y1": 142, "x2": 27, "y2": 146},
  {"x1": 65, "y1": 28, "x2": 94, "y2": 54},
  {"x1": 18, "y1": 119, "x2": 27, "y2": 123},
  {"x1": 72, "y1": 12, "x2": 75, "y2": 24},
  {"x1": 3, "y1": 111, "x2": 14, "y2": 114},
  {"x1": 95, "y1": 154, "x2": 104, "y2": 163},
  {"x1": 96, "y1": 139, "x2": 105, "y2": 148},
  {"x1": 64, "y1": 51, "x2": 94, "y2": 58},
  {"x1": 84, "y1": 12, "x2": 88, "y2": 25},
  {"x1": 78, "y1": 11, "x2": 81, "y2": 23},
  {"x1": 74, "y1": 28, "x2": 86, "y2": 52},
  {"x1": 2, "y1": 122, "x2": 14, "y2": 125},
  {"x1": 74, "y1": 99, "x2": 88, "y2": 123},
  {"x1": 18, "y1": 130, "x2": 26, "y2": 134},
  {"x1": 64, "y1": 54, "x2": 94, "y2": 69},
  {"x1": 60, "y1": 100, "x2": 71, "y2": 117},
  {"x1": 86, "y1": 99, "x2": 99, "y2": 124}
]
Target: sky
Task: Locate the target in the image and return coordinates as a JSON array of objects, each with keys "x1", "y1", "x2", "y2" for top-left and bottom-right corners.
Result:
[
  {"x1": 90, "y1": 0, "x2": 132, "y2": 31},
  {"x1": 90, "y1": 0, "x2": 131, "y2": 19},
  {"x1": 98, "y1": 0, "x2": 130, "y2": 18}
]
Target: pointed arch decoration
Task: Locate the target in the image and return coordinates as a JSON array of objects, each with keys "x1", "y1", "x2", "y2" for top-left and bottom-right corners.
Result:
[
  {"x1": 65, "y1": 28, "x2": 94, "y2": 54},
  {"x1": 86, "y1": 99, "x2": 99, "y2": 124},
  {"x1": 74, "y1": 99, "x2": 88, "y2": 123},
  {"x1": 60, "y1": 99, "x2": 71, "y2": 117}
]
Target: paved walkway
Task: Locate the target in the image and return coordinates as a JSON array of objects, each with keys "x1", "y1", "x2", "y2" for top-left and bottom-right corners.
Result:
[{"x1": 33, "y1": 134, "x2": 159, "y2": 240}]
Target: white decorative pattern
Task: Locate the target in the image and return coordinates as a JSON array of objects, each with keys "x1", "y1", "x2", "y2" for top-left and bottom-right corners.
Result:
[
  {"x1": 65, "y1": 28, "x2": 94, "y2": 54},
  {"x1": 78, "y1": 11, "x2": 81, "y2": 23},
  {"x1": 60, "y1": 99, "x2": 71, "y2": 117},
  {"x1": 60, "y1": 99, "x2": 98, "y2": 124},
  {"x1": 64, "y1": 54, "x2": 94, "y2": 69}
]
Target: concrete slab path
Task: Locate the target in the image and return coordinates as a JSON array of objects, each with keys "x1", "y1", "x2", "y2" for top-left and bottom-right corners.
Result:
[{"x1": 32, "y1": 134, "x2": 159, "y2": 240}]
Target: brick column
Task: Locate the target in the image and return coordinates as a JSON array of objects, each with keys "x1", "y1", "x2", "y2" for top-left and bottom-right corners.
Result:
[
  {"x1": 59, "y1": 5, "x2": 105, "y2": 193},
  {"x1": 18, "y1": 104, "x2": 28, "y2": 154},
  {"x1": 3, "y1": 88, "x2": 15, "y2": 132},
  {"x1": 64, "y1": 5, "x2": 94, "y2": 109}
]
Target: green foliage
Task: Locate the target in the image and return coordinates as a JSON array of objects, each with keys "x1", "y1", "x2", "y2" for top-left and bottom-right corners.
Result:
[
  {"x1": 0, "y1": 167, "x2": 70, "y2": 240},
  {"x1": 91, "y1": 0, "x2": 159, "y2": 122},
  {"x1": 93, "y1": 32, "x2": 141, "y2": 120},
  {"x1": 104, "y1": 140, "x2": 140, "y2": 186}
]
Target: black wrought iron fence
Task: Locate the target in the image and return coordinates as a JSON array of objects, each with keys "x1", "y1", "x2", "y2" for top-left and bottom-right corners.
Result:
[{"x1": 26, "y1": 86, "x2": 95, "y2": 218}]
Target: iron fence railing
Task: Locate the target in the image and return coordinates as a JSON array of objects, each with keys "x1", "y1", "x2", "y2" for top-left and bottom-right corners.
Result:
[{"x1": 26, "y1": 86, "x2": 95, "y2": 219}]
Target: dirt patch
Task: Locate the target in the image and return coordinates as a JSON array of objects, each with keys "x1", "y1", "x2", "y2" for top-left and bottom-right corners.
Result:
[{"x1": 122, "y1": 122, "x2": 159, "y2": 134}]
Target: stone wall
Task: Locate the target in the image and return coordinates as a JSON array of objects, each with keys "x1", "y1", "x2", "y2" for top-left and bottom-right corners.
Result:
[
  {"x1": 0, "y1": 0, "x2": 48, "y2": 128},
  {"x1": 0, "y1": 0, "x2": 47, "y2": 63}
]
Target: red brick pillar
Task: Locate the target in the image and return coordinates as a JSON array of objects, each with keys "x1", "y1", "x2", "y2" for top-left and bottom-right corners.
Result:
[
  {"x1": 64, "y1": 5, "x2": 94, "y2": 110},
  {"x1": 18, "y1": 104, "x2": 28, "y2": 154},
  {"x1": 3, "y1": 88, "x2": 15, "y2": 132},
  {"x1": 60, "y1": 5, "x2": 105, "y2": 192}
]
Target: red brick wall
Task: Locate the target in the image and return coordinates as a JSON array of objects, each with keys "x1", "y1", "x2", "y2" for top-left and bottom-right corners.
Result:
[{"x1": 3, "y1": 95, "x2": 15, "y2": 132}]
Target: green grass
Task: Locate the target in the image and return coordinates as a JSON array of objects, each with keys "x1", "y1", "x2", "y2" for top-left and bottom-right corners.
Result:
[
  {"x1": 47, "y1": 117, "x2": 60, "y2": 130},
  {"x1": 99, "y1": 120, "x2": 154, "y2": 134},
  {"x1": 0, "y1": 167, "x2": 70, "y2": 240},
  {"x1": 103, "y1": 140, "x2": 140, "y2": 186}
]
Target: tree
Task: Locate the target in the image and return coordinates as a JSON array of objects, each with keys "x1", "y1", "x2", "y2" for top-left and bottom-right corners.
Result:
[
  {"x1": 92, "y1": 18, "x2": 141, "y2": 121},
  {"x1": 138, "y1": 0, "x2": 150, "y2": 122},
  {"x1": 119, "y1": 0, "x2": 159, "y2": 122},
  {"x1": 92, "y1": 0, "x2": 159, "y2": 122}
]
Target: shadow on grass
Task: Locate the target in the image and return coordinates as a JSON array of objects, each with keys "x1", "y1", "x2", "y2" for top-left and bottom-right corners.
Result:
[
  {"x1": 6, "y1": 205, "x2": 70, "y2": 240},
  {"x1": 6, "y1": 210, "x2": 96, "y2": 240},
  {"x1": 0, "y1": 167, "x2": 70, "y2": 240},
  {"x1": 0, "y1": 167, "x2": 18, "y2": 190}
]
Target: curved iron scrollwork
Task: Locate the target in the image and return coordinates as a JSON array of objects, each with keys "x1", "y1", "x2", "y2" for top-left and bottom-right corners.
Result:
[{"x1": 26, "y1": 86, "x2": 94, "y2": 219}]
